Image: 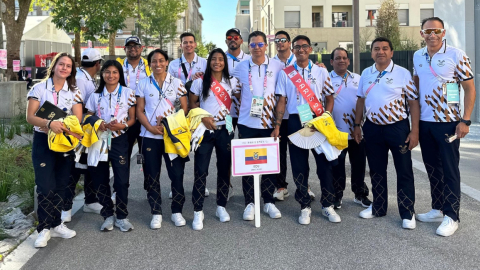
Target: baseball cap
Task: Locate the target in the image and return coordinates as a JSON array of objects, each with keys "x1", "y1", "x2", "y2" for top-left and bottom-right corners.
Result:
[
  {"x1": 124, "y1": 36, "x2": 142, "y2": 46},
  {"x1": 81, "y1": 48, "x2": 103, "y2": 62},
  {"x1": 226, "y1": 28, "x2": 242, "y2": 38}
]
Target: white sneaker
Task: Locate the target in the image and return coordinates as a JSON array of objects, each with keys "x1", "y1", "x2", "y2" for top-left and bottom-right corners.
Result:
[
  {"x1": 417, "y1": 209, "x2": 443, "y2": 222},
  {"x1": 169, "y1": 191, "x2": 172, "y2": 199},
  {"x1": 436, "y1": 215, "x2": 459, "y2": 237},
  {"x1": 299, "y1": 207, "x2": 311, "y2": 225},
  {"x1": 34, "y1": 229, "x2": 51, "y2": 248},
  {"x1": 150, "y1": 215, "x2": 162, "y2": 230},
  {"x1": 243, "y1": 203, "x2": 255, "y2": 221},
  {"x1": 61, "y1": 210, "x2": 72, "y2": 223},
  {"x1": 308, "y1": 187, "x2": 315, "y2": 199},
  {"x1": 171, "y1": 213, "x2": 186, "y2": 227},
  {"x1": 263, "y1": 203, "x2": 281, "y2": 219},
  {"x1": 192, "y1": 211, "x2": 204, "y2": 231},
  {"x1": 402, "y1": 214, "x2": 416, "y2": 230},
  {"x1": 359, "y1": 205, "x2": 375, "y2": 219},
  {"x1": 322, "y1": 206, "x2": 341, "y2": 223},
  {"x1": 205, "y1": 188, "x2": 210, "y2": 197},
  {"x1": 114, "y1": 218, "x2": 134, "y2": 232},
  {"x1": 216, "y1": 206, "x2": 230, "y2": 222},
  {"x1": 51, "y1": 223, "x2": 76, "y2": 238},
  {"x1": 227, "y1": 185, "x2": 234, "y2": 201},
  {"x1": 273, "y1": 188, "x2": 289, "y2": 201},
  {"x1": 111, "y1": 192, "x2": 116, "y2": 204},
  {"x1": 101, "y1": 216, "x2": 115, "y2": 231},
  {"x1": 83, "y1": 202, "x2": 102, "y2": 214}
]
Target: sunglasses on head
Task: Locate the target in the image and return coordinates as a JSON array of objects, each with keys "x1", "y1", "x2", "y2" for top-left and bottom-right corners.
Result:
[
  {"x1": 249, "y1": 42, "x2": 265, "y2": 48},
  {"x1": 274, "y1": 38, "x2": 289, "y2": 44},
  {"x1": 227, "y1": 35, "x2": 241, "y2": 41},
  {"x1": 421, "y1": 28, "x2": 445, "y2": 35}
]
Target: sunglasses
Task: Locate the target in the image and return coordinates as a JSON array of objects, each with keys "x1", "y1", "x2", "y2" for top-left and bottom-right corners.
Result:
[
  {"x1": 249, "y1": 42, "x2": 265, "y2": 48},
  {"x1": 293, "y1": 44, "x2": 311, "y2": 51},
  {"x1": 421, "y1": 28, "x2": 445, "y2": 35},
  {"x1": 227, "y1": 35, "x2": 241, "y2": 41},
  {"x1": 125, "y1": 44, "x2": 142, "y2": 50},
  {"x1": 274, "y1": 38, "x2": 289, "y2": 44}
]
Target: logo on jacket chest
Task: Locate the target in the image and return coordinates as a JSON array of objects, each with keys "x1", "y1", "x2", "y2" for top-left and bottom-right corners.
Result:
[
  {"x1": 386, "y1": 78, "x2": 393, "y2": 85},
  {"x1": 437, "y1": 60, "x2": 446, "y2": 67}
]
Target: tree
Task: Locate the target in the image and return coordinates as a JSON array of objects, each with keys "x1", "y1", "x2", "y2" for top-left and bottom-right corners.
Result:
[
  {"x1": 359, "y1": 27, "x2": 374, "y2": 53},
  {"x1": 139, "y1": 0, "x2": 186, "y2": 50},
  {"x1": 375, "y1": 0, "x2": 401, "y2": 51},
  {"x1": 2, "y1": 0, "x2": 33, "y2": 79}
]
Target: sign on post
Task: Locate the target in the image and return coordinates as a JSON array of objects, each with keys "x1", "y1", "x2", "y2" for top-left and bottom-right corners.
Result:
[
  {"x1": 231, "y1": 137, "x2": 280, "y2": 227},
  {"x1": 0, "y1": 49, "x2": 7, "y2": 70},
  {"x1": 13, "y1": 60, "x2": 21, "y2": 72}
]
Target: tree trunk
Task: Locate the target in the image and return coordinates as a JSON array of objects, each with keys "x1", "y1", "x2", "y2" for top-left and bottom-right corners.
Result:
[
  {"x1": 3, "y1": 0, "x2": 31, "y2": 80},
  {"x1": 109, "y1": 31, "x2": 116, "y2": 56},
  {"x1": 74, "y1": 31, "x2": 81, "y2": 65}
]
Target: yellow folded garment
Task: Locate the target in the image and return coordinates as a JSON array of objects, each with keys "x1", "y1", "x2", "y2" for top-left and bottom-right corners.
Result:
[
  {"x1": 186, "y1": 108, "x2": 213, "y2": 147},
  {"x1": 163, "y1": 109, "x2": 191, "y2": 158},
  {"x1": 81, "y1": 114, "x2": 105, "y2": 148},
  {"x1": 48, "y1": 115, "x2": 84, "y2": 152},
  {"x1": 306, "y1": 111, "x2": 348, "y2": 150}
]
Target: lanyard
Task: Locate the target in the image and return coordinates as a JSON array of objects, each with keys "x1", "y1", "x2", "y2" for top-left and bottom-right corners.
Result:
[
  {"x1": 125, "y1": 59, "x2": 142, "y2": 86},
  {"x1": 294, "y1": 62, "x2": 312, "y2": 101},
  {"x1": 178, "y1": 56, "x2": 195, "y2": 82},
  {"x1": 97, "y1": 85, "x2": 123, "y2": 119},
  {"x1": 248, "y1": 62, "x2": 269, "y2": 96},
  {"x1": 365, "y1": 70, "x2": 388, "y2": 97},
  {"x1": 333, "y1": 72, "x2": 348, "y2": 96},
  {"x1": 79, "y1": 68, "x2": 97, "y2": 89},
  {"x1": 52, "y1": 87, "x2": 59, "y2": 106},
  {"x1": 425, "y1": 53, "x2": 444, "y2": 83},
  {"x1": 285, "y1": 53, "x2": 294, "y2": 66},
  {"x1": 226, "y1": 52, "x2": 240, "y2": 62},
  {"x1": 150, "y1": 76, "x2": 174, "y2": 108}
]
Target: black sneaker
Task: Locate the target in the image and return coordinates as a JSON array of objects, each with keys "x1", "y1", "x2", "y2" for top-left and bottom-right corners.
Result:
[
  {"x1": 354, "y1": 196, "x2": 372, "y2": 208},
  {"x1": 333, "y1": 199, "x2": 342, "y2": 209}
]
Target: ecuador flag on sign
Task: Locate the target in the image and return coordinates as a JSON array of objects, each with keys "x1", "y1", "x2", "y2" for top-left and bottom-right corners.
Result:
[{"x1": 245, "y1": 148, "x2": 267, "y2": 165}]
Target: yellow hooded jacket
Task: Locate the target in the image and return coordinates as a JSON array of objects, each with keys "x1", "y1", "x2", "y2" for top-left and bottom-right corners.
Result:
[
  {"x1": 48, "y1": 115, "x2": 84, "y2": 152},
  {"x1": 306, "y1": 111, "x2": 349, "y2": 150},
  {"x1": 116, "y1": 57, "x2": 151, "y2": 77},
  {"x1": 80, "y1": 114, "x2": 105, "y2": 148}
]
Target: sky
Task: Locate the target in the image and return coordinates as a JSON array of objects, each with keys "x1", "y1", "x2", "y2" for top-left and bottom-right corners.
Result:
[{"x1": 199, "y1": 0, "x2": 238, "y2": 51}]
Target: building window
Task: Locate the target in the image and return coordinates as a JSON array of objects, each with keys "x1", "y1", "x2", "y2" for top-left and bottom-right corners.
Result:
[
  {"x1": 241, "y1": 9, "x2": 250, "y2": 14},
  {"x1": 312, "y1": 42, "x2": 327, "y2": 53},
  {"x1": 366, "y1": 10, "x2": 377, "y2": 27},
  {"x1": 397, "y1": 9, "x2": 409, "y2": 26},
  {"x1": 312, "y1": 12, "x2": 322, "y2": 28},
  {"x1": 332, "y1": 12, "x2": 349, "y2": 27},
  {"x1": 420, "y1": 9, "x2": 434, "y2": 24},
  {"x1": 285, "y1": 11, "x2": 300, "y2": 28}
]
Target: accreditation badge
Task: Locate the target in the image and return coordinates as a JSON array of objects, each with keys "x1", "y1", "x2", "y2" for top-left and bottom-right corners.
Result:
[
  {"x1": 297, "y1": 103, "x2": 313, "y2": 125},
  {"x1": 249, "y1": 95, "x2": 264, "y2": 118},
  {"x1": 226, "y1": 115, "x2": 233, "y2": 134},
  {"x1": 446, "y1": 83, "x2": 460, "y2": 105}
]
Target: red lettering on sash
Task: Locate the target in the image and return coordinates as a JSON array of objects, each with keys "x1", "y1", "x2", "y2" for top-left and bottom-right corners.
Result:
[
  {"x1": 210, "y1": 77, "x2": 232, "y2": 109},
  {"x1": 284, "y1": 65, "x2": 324, "y2": 116}
]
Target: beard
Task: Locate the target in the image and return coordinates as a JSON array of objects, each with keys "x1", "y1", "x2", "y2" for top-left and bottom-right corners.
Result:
[{"x1": 228, "y1": 43, "x2": 239, "y2": 50}]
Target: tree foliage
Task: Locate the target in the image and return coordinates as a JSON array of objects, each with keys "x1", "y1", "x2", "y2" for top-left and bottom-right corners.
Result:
[
  {"x1": 139, "y1": 0, "x2": 187, "y2": 49},
  {"x1": 375, "y1": 0, "x2": 401, "y2": 51}
]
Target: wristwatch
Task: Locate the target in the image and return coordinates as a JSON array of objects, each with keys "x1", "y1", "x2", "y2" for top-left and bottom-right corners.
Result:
[
  {"x1": 353, "y1": 123, "x2": 361, "y2": 127},
  {"x1": 460, "y1": 119, "x2": 471, "y2": 126},
  {"x1": 123, "y1": 122, "x2": 129, "y2": 131}
]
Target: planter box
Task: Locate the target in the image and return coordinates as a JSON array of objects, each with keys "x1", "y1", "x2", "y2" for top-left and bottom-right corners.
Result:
[{"x1": 0, "y1": 82, "x2": 28, "y2": 118}]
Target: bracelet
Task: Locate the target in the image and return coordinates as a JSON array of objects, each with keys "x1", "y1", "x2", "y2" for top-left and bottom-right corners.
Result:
[
  {"x1": 353, "y1": 123, "x2": 360, "y2": 127},
  {"x1": 275, "y1": 121, "x2": 282, "y2": 127},
  {"x1": 124, "y1": 122, "x2": 129, "y2": 128},
  {"x1": 46, "y1": 120, "x2": 52, "y2": 129}
]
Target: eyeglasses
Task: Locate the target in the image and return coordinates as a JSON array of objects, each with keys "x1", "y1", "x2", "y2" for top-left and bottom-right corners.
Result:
[
  {"x1": 249, "y1": 42, "x2": 265, "y2": 48},
  {"x1": 293, "y1": 44, "x2": 311, "y2": 51},
  {"x1": 421, "y1": 28, "x2": 445, "y2": 35},
  {"x1": 227, "y1": 35, "x2": 241, "y2": 41},
  {"x1": 125, "y1": 44, "x2": 142, "y2": 50},
  {"x1": 274, "y1": 38, "x2": 289, "y2": 44}
]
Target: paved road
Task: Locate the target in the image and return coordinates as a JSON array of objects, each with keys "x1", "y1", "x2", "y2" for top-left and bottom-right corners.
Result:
[{"x1": 13, "y1": 134, "x2": 480, "y2": 270}]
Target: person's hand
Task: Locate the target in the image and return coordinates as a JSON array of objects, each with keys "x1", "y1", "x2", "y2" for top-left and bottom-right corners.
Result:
[
  {"x1": 192, "y1": 72, "x2": 204, "y2": 80},
  {"x1": 202, "y1": 117, "x2": 216, "y2": 130},
  {"x1": 455, "y1": 122, "x2": 470, "y2": 139},
  {"x1": 107, "y1": 121, "x2": 126, "y2": 132},
  {"x1": 270, "y1": 126, "x2": 281, "y2": 141},
  {"x1": 49, "y1": 121, "x2": 67, "y2": 134},
  {"x1": 405, "y1": 130, "x2": 419, "y2": 150},
  {"x1": 353, "y1": 126, "x2": 362, "y2": 144},
  {"x1": 315, "y1": 62, "x2": 327, "y2": 69},
  {"x1": 98, "y1": 121, "x2": 107, "y2": 132}
]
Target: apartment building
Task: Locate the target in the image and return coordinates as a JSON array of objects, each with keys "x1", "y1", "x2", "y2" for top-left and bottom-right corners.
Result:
[{"x1": 235, "y1": 0, "x2": 434, "y2": 57}]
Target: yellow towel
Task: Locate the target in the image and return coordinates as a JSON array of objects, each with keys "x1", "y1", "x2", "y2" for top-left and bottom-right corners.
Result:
[
  {"x1": 48, "y1": 115, "x2": 84, "y2": 152},
  {"x1": 163, "y1": 109, "x2": 191, "y2": 158},
  {"x1": 306, "y1": 111, "x2": 348, "y2": 150}
]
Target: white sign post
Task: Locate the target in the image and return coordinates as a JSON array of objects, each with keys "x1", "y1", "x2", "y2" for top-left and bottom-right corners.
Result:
[{"x1": 231, "y1": 137, "x2": 280, "y2": 227}]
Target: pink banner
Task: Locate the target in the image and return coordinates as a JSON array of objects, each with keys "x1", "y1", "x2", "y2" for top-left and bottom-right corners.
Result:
[{"x1": 13, "y1": 60, "x2": 21, "y2": 72}]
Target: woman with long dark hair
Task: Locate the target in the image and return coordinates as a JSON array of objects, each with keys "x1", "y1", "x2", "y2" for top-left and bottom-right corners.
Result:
[
  {"x1": 136, "y1": 49, "x2": 189, "y2": 229},
  {"x1": 85, "y1": 60, "x2": 136, "y2": 232},
  {"x1": 188, "y1": 48, "x2": 237, "y2": 230},
  {"x1": 27, "y1": 52, "x2": 83, "y2": 248}
]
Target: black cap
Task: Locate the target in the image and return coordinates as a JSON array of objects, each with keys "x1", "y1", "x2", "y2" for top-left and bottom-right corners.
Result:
[
  {"x1": 124, "y1": 36, "x2": 142, "y2": 46},
  {"x1": 226, "y1": 28, "x2": 242, "y2": 38}
]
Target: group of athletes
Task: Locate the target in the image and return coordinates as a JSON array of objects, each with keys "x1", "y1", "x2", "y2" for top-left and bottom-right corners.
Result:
[{"x1": 25, "y1": 16, "x2": 475, "y2": 248}]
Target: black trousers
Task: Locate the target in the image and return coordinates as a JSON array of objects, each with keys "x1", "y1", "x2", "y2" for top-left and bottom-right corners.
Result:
[
  {"x1": 63, "y1": 162, "x2": 98, "y2": 211},
  {"x1": 363, "y1": 119, "x2": 415, "y2": 220},
  {"x1": 332, "y1": 139, "x2": 369, "y2": 200},
  {"x1": 142, "y1": 137, "x2": 188, "y2": 214},
  {"x1": 126, "y1": 121, "x2": 142, "y2": 165},
  {"x1": 288, "y1": 115, "x2": 336, "y2": 209},
  {"x1": 232, "y1": 117, "x2": 238, "y2": 132},
  {"x1": 237, "y1": 124, "x2": 276, "y2": 205},
  {"x1": 32, "y1": 132, "x2": 73, "y2": 232},
  {"x1": 192, "y1": 127, "x2": 233, "y2": 211},
  {"x1": 276, "y1": 118, "x2": 289, "y2": 189},
  {"x1": 89, "y1": 134, "x2": 130, "y2": 219},
  {"x1": 419, "y1": 121, "x2": 461, "y2": 221}
]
